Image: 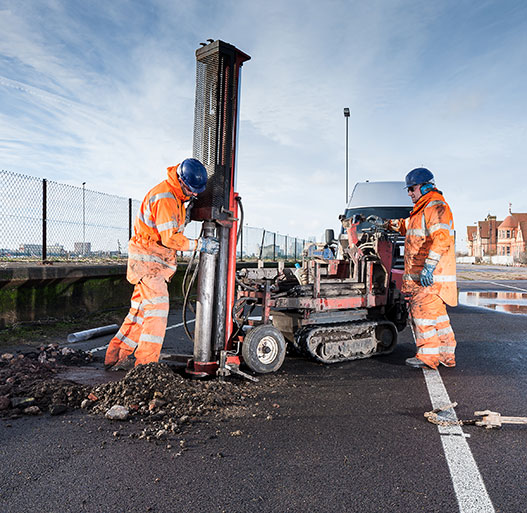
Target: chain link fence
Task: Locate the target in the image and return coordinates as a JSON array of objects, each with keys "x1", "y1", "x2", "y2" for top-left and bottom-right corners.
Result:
[{"x1": 1, "y1": 169, "x2": 310, "y2": 262}]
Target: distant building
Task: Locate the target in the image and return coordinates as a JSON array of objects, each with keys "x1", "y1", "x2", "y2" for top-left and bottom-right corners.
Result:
[
  {"x1": 496, "y1": 213, "x2": 527, "y2": 258},
  {"x1": 74, "y1": 242, "x2": 91, "y2": 255},
  {"x1": 19, "y1": 244, "x2": 65, "y2": 256},
  {"x1": 467, "y1": 215, "x2": 501, "y2": 257},
  {"x1": 19, "y1": 244, "x2": 43, "y2": 256},
  {"x1": 467, "y1": 208, "x2": 527, "y2": 260}
]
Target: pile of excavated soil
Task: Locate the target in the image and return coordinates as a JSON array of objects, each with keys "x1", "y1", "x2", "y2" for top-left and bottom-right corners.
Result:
[
  {"x1": 1, "y1": 349, "x2": 265, "y2": 443},
  {"x1": 0, "y1": 347, "x2": 92, "y2": 416},
  {"x1": 87, "y1": 363, "x2": 258, "y2": 441}
]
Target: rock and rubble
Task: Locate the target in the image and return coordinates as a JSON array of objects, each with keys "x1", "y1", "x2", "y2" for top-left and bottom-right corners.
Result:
[
  {"x1": 0, "y1": 349, "x2": 91, "y2": 415},
  {"x1": 0, "y1": 348, "x2": 266, "y2": 444},
  {"x1": 88, "y1": 362, "x2": 258, "y2": 440}
]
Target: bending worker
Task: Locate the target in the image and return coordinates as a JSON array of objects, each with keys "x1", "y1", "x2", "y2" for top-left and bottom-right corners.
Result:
[
  {"x1": 387, "y1": 167, "x2": 457, "y2": 369},
  {"x1": 105, "y1": 158, "x2": 218, "y2": 370}
]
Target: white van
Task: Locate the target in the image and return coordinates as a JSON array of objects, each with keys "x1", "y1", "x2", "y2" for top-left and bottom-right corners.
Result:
[
  {"x1": 341, "y1": 180, "x2": 413, "y2": 269},
  {"x1": 345, "y1": 180, "x2": 413, "y2": 224}
]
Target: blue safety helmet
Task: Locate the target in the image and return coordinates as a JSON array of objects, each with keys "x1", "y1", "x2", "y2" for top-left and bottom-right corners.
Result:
[
  {"x1": 177, "y1": 158, "x2": 208, "y2": 194},
  {"x1": 405, "y1": 167, "x2": 434, "y2": 188}
]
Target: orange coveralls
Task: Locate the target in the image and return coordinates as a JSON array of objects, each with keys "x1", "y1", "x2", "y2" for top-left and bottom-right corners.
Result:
[
  {"x1": 105, "y1": 165, "x2": 196, "y2": 367},
  {"x1": 394, "y1": 190, "x2": 457, "y2": 369}
]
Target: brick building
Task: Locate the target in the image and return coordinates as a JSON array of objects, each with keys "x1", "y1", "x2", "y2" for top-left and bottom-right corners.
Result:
[
  {"x1": 466, "y1": 215, "x2": 501, "y2": 257},
  {"x1": 496, "y1": 213, "x2": 527, "y2": 258},
  {"x1": 467, "y1": 210, "x2": 527, "y2": 260}
]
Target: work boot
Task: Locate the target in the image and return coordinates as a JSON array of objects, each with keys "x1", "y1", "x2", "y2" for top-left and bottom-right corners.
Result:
[
  {"x1": 405, "y1": 357, "x2": 433, "y2": 369},
  {"x1": 439, "y1": 359, "x2": 456, "y2": 368},
  {"x1": 108, "y1": 356, "x2": 135, "y2": 372}
]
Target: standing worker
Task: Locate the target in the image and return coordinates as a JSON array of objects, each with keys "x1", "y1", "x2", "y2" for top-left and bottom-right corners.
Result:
[
  {"x1": 105, "y1": 158, "x2": 218, "y2": 370},
  {"x1": 387, "y1": 167, "x2": 457, "y2": 369}
]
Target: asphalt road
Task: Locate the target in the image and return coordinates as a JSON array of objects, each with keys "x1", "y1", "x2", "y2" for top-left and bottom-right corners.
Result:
[{"x1": 1, "y1": 274, "x2": 527, "y2": 512}]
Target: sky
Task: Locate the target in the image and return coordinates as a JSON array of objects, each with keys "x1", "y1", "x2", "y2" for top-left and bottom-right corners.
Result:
[{"x1": 1, "y1": 0, "x2": 526, "y2": 250}]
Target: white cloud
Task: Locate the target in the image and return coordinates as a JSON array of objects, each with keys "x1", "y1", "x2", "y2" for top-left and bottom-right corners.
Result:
[{"x1": 1, "y1": 0, "x2": 526, "y2": 247}]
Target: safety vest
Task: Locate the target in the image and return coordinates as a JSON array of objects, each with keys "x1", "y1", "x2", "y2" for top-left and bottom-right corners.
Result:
[
  {"x1": 398, "y1": 190, "x2": 457, "y2": 306},
  {"x1": 127, "y1": 165, "x2": 193, "y2": 284}
]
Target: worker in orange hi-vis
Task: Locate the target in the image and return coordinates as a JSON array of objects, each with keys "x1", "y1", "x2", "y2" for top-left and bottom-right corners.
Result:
[
  {"x1": 387, "y1": 167, "x2": 457, "y2": 369},
  {"x1": 104, "y1": 158, "x2": 219, "y2": 370}
]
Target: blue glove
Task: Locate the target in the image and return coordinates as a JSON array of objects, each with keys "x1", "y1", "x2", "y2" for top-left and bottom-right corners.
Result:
[
  {"x1": 200, "y1": 236, "x2": 220, "y2": 255},
  {"x1": 420, "y1": 262, "x2": 436, "y2": 287}
]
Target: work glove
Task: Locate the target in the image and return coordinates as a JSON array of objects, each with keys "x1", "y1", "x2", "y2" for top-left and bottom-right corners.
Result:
[
  {"x1": 420, "y1": 262, "x2": 436, "y2": 287},
  {"x1": 383, "y1": 219, "x2": 400, "y2": 232},
  {"x1": 366, "y1": 215, "x2": 383, "y2": 227},
  {"x1": 200, "y1": 236, "x2": 220, "y2": 255}
]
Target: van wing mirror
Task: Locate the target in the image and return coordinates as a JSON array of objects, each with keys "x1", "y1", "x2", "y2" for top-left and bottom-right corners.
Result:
[{"x1": 325, "y1": 229, "x2": 335, "y2": 245}]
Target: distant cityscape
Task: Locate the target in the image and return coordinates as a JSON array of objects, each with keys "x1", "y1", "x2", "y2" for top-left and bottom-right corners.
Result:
[
  {"x1": 0, "y1": 242, "x2": 125, "y2": 258},
  {"x1": 0, "y1": 239, "x2": 307, "y2": 260}
]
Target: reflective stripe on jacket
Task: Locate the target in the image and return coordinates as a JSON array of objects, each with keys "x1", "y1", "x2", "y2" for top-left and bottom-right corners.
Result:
[
  {"x1": 398, "y1": 190, "x2": 457, "y2": 306},
  {"x1": 127, "y1": 165, "x2": 192, "y2": 284}
]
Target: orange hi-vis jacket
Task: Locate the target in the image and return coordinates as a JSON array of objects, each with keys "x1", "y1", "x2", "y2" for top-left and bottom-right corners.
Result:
[
  {"x1": 397, "y1": 190, "x2": 457, "y2": 306},
  {"x1": 127, "y1": 165, "x2": 196, "y2": 284}
]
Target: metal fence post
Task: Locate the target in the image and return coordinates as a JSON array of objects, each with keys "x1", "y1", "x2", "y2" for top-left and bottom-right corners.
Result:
[
  {"x1": 294, "y1": 237, "x2": 297, "y2": 261},
  {"x1": 285, "y1": 235, "x2": 288, "y2": 260},
  {"x1": 42, "y1": 178, "x2": 47, "y2": 262},
  {"x1": 128, "y1": 198, "x2": 133, "y2": 241},
  {"x1": 273, "y1": 232, "x2": 276, "y2": 261},
  {"x1": 82, "y1": 182, "x2": 86, "y2": 254},
  {"x1": 258, "y1": 229, "x2": 266, "y2": 260}
]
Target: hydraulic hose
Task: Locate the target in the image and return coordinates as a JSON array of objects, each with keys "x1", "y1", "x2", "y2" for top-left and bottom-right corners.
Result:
[
  {"x1": 235, "y1": 196, "x2": 244, "y2": 244},
  {"x1": 235, "y1": 275, "x2": 259, "y2": 292},
  {"x1": 182, "y1": 225, "x2": 203, "y2": 341}
]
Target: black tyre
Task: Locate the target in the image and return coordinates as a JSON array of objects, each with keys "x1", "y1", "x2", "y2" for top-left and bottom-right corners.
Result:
[
  {"x1": 242, "y1": 325, "x2": 286, "y2": 374},
  {"x1": 375, "y1": 321, "x2": 398, "y2": 352}
]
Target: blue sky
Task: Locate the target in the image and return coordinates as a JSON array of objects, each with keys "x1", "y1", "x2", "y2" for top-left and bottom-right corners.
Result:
[{"x1": 1, "y1": 0, "x2": 526, "y2": 248}]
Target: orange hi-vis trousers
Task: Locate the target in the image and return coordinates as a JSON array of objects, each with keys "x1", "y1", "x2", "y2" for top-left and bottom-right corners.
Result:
[
  {"x1": 409, "y1": 290, "x2": 456, "y2": 369},
  {"x1": 105, "y1": 276, "x2": 170, "y2": 367}
]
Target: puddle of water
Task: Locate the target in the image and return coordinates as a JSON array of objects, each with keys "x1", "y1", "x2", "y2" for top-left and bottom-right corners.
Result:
[
  {"x1": 55, "y1": 366, "x2": 125, "y2": 386},
  {"x1": 459, "y1": 291, "x2": 527, "y2": 314}
]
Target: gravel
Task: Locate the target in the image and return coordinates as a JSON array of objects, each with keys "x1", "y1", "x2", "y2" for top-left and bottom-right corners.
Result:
[
  {"x1": 0, "y1": 348, "x2": 268, "y2": 444},
  {"x1": 89, "y1": 362, "x2": 259, "y2": 440}
]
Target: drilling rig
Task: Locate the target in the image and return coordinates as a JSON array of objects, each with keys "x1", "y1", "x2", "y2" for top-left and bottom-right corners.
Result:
[{"x1": 183, "y1": 40, "x2": 408, "y2": 378}]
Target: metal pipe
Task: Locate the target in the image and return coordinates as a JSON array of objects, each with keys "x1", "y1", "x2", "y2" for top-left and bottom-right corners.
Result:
[
  {"x1": 193, "y1": 221, "x2": 217, "y2": 363},
  {"x1": 213, "y1": 224, "x2": 229, "y2": 353},
  {"x1": 67, "y1": 324, "x2": 119, "y2": 343},
  {"x1": 344, "y1": 107, "x2": 350, "y2": 203}
]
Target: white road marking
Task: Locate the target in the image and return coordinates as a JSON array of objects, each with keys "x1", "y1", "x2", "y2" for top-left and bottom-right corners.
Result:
[
  {"x1": 87, "y1": 319, "x2": 195, "y2": 353},
  {"x1": 423, "y1": 368, "x2": 495, "y2": 513},
  {"x1": 478, "y1": 280, "x2": 527, "y2": 293},
  {"x1": 88, "y1": 344, "x2": 109, "y2": 354}
]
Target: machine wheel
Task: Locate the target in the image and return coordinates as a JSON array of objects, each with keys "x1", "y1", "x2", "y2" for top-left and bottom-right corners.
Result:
[{"x1": 242, "y1": 325, "x2": 286, "y2": 374}]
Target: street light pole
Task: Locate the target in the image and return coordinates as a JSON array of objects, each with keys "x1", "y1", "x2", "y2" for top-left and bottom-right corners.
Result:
[{"x1": 343, "y1": 107, "x2": 350, "y2": 203}]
